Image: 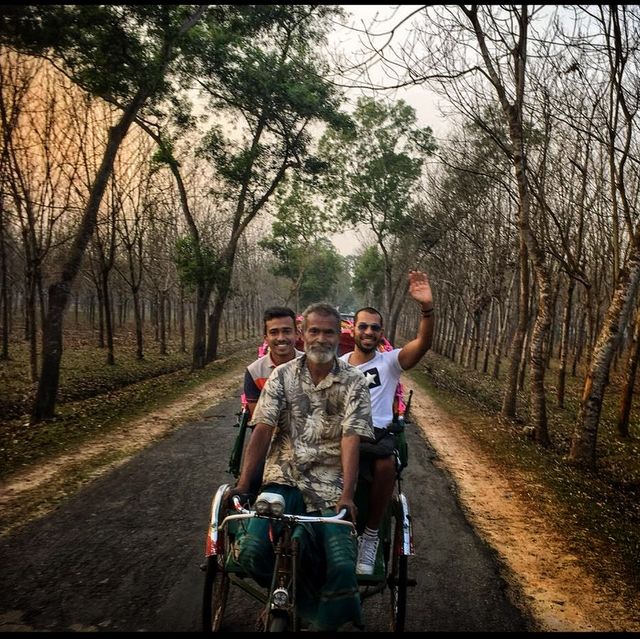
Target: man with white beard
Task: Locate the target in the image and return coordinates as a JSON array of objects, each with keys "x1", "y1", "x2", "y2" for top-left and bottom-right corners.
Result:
[{"x1": 227, "y1": 301, "x2": 374, "y2": 632}]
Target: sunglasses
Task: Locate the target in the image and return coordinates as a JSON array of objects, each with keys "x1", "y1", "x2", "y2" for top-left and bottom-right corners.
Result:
[{"x1": 356, "y1": 322, "x2": 382, "y2": 332}]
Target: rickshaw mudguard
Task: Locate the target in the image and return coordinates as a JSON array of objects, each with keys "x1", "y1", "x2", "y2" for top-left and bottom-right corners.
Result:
[
  {"x1": 205, "y1": 483, "x2": 231, "y2": 557},
  {"x1": 395, "y1": 492, "x2": 415, "y2": 556}
]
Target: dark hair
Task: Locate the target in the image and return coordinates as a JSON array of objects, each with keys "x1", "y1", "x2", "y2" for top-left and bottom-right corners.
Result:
[
  {"x1": 301, "y1": 302, "x2": 341, "y2": 332},
  {"x1": 354, "y1": 306, "x2": 384, "y2": 326},
  {"x1": 263, "y1": 306, "x2": 297, "y2": 335}
]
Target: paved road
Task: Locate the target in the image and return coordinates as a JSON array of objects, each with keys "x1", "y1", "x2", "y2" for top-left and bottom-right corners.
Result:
[{"x1": 0, "y1": 388, "x2": 535, "y2": 632}]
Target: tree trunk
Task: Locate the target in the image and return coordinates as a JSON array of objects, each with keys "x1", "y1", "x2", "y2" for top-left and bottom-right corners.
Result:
[
  {"x1": 159, "y1": 290, "x2": 167, "y2": 355},
  {"x1": 467, "y1": 4, "x2": 551, "y2": 439},
  {"x1": 502, "y1": 236, "x2": 529, "y2": 417},
  {"x1": 616, "y1": 304, "x2": 640, "y2": 438},
  {"x1": 572, "y1": 309, "x2": 586, "y2": 377},
  {"x1": 557, "y1": 278, "x2": 575, "y2": 408},
  {"x1": 26, "y1": 266, "x2": 38, "y2": 382},
  {"x1": 0, "y1": 204, "x2": 9, "y2": 360},
  {"x1": 132, "y1": 285, "x2": 144, "y2": 360},
  {"x1": 528, "y1": 297, "x2": 551, "y2": 446},
  {"x1": 492, "y1": 302, "x2": 503, "y2": 379},
  {"x1": 96, "y1": 282, "x2": 105, "y2": 348},
  {"x1": 223, "y1": 301, "x2": 229, "y2": 342},
  {"x1": 543, "y1": 275, "x2": 559, "y2": 369},
  {"x1": 207, "y1": 295, "x2": 225, "y2": 363},
  {"x1": 387, "y1": 291, "x2": 406, "y2": 347},
  {"x1": 101, "y1": 269, "x2": 115, "y2": 365},
  {"x1": 32, "y1": 91, "x2": 146, "y2": 421},
  {"x1": 448, "y1": 316, "x2": 459, "y2": 362},
  {"x1": 472, "y1": 312, "x2": 481, "y2": 370},
  {"x1": 179, "y1": 284, "x2": 186, "y2": 354},
  {"x1": 482, "y1": 299, "x2": 494, "y2": 374},
  {"x1": 88, "y1": 294, "x2": 95, "y2": 329},
  {"x1": 569, "y1": 258, "x2": 640, "y2": 467},
  {"x1": 459, "y1": 311, "x2": 470, "y2": 366},
  {"x1": 493, "y1": 290, "x2": 512, "y2": 380},
  {"x1": 191, "y1": 282, "x2": 209, "y2": 370},
  {"x1": 512, "y1": 138, "x2": 551, "y2": 445},
  {"x1": 518, "y1": 323, "x2": 529, "y2": 391}
]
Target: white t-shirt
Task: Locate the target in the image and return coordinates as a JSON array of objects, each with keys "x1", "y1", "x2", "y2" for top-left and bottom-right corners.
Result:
[{"x1": 340, "y1": 349, "x2": 403, "y2": 429}]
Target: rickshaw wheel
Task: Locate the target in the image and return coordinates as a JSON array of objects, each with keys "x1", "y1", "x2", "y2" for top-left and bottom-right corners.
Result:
[
  {"x1": 268, "y1": 611, "x2": 289, "y2": 632},
  {"x1": 202, "y1": 554, "x2": 230, "y2": 632},
  {"x1": 388, "y1": 508, "x2": 408, "y2": 632}
]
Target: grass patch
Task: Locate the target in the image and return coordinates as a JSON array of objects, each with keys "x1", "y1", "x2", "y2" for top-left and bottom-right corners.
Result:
[{"x1": 0, "y1": 331, "x2": 255, "y2": 480}]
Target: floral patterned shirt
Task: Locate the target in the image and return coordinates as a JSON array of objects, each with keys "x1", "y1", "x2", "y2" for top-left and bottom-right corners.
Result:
[{"x1": 250, "y1": 354, "x2": 374, "y2": 511}]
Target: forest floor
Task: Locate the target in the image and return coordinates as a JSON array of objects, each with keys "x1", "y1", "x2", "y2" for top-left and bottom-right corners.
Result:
[{"x1": 2, "y1": 357, "x2": 640, "y2": 632}]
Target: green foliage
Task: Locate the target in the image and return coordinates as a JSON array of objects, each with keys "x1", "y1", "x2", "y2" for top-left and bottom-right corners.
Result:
[
  {"x1": 352, "y1": 245, "x2": 385, "y2": 306},
  {"x1": 302, "y1": 156, "x2": 331, "y2": 179},
  {"x1": 259, "y1": 175, "x2": 335, "y2": 304},
  {"x1": 318, "y1": 95, "x2": 435, "y2": 237},
  {"x1": 194, "y1": 5, "x2": 351, "y2": 203},
  {"x1": 0, "y1": 5, "x2": 197, "y2": 103},
  {"x1": 173, "y1": 236, "x2": 219, "y2": 292},
  {"x1": 198, "y1": 126, "x2": 262, "y2": 185},
  {"x1": 0, "y1": 5, "x2": 327, "y2": 129},
  {"x1": 298, "y1": 239, "x2": 344, "y2": 307},
  {"x1": 151, "y1": 136, "x2": 177, "y2": 169}
]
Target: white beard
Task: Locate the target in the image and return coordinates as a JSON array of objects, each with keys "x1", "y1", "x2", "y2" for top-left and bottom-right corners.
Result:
[{"x1": 305, "y1": 344, "x2": 336, "y2": 364}]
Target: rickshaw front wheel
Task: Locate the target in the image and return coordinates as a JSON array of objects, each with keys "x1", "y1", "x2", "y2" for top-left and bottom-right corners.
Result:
[
  {"x1": 202, "y1": 555, "x2": 230, "y2": 632},
  {"x1": 268, "y1": 611, "x2": 289, "y2": 632}
]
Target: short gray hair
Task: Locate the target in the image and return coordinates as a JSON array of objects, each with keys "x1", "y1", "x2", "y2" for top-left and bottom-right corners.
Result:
[{"x1": 301, "y1": 302, "x2": 341, "y2": 332}]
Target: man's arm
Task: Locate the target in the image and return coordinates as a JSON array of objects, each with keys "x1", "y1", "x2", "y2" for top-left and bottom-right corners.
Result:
[
  {"x1": 338, "y1": 433, "x2": 361, "y2": 521},
  {"x1": 243, "y1": 369, "x2": 260, "y2": 418},
  {"x1": 398, "y1": 270, "x2": 435, "y2": 371},
  {"x1": 233, "y1": 422, "x2": 273, "y2": 493},
  {"x1": 246, "y1": 400, "x2": 257, "y2": 417}
]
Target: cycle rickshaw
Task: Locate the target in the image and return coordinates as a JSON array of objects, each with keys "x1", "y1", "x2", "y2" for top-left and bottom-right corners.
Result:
[{"x1": 201, "y1": 318, "x2": 415, "y2": 632}]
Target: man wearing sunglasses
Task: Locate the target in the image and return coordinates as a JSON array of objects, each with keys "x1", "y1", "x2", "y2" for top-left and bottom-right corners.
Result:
[{"x1": 340, "y1": 269, "x2": 434, "y2": 575}]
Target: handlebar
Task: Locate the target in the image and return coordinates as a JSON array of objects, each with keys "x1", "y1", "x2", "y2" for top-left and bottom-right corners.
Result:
[{"x1": 218, "y1": 494, "x2": 354, "y2": 532}]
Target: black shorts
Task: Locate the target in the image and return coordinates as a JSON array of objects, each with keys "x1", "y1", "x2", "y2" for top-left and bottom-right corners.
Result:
[{"x1": 359, "y1": 428, "x2": 395, "y2": 459}]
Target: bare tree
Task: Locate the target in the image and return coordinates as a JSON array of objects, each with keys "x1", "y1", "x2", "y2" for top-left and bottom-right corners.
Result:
[
  {"x1": 0, "y1": 5, "x2": 212, "y2": 420},
  {"x1": 343, "y1": 5, "x2": 555, "y2": 443},
  {"x1": 0, "y1": 48, "x2": 37, "y2": 360},
  {"x1": 2, "y1": 57, "x2": 81, "y2": 381},
  {"x1": 566, "y1": 6, "x2": 640, "y2": 467},
  {"x1": 112, "y1": 133, "x2": 157, "y2": 361}
]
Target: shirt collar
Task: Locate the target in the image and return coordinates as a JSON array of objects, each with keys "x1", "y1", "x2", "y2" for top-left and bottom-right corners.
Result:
[
  {"x1": 269, "y1": 349, "x2": 305, "y2": 369},
  {"x1": 299, "y1": 354, "x2": 341, "y2": 389}
]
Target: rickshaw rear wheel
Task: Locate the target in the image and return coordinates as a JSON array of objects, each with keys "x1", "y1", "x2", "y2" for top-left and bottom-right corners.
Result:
[
  {"x1": 388, "y1": 510, "x2": 408, "y2": 632},
  {"x1": 202, "y1": 555, "x2": 230, "y2": 632}
]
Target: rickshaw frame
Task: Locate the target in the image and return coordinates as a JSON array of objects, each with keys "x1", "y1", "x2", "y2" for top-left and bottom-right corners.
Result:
[{"x1": 202, "y1": 407, "x2": 415, "y2": 632}]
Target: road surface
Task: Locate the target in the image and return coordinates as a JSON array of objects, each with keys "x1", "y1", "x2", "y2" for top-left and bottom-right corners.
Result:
[{"x1": 0, "y1": 389, "x2": 534, "y2": 632}]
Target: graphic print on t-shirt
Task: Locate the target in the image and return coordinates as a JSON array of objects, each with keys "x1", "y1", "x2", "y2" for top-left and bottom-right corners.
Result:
[{"x1": 362, "y1": 367, "x2": 381, "y2": 389}]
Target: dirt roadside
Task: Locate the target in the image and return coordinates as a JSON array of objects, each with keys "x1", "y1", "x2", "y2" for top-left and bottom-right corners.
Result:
[
  {"x1": 402, "y1": 377, "x2": 640, "y2": 632},
  {"x1": 1, "y1": 363, "x2": 639, "y2": 632}
]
